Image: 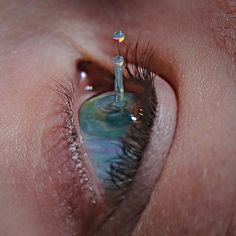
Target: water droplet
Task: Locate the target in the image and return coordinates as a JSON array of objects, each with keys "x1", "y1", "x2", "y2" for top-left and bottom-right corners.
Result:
[
  {"x1": 113, "y1": 55, "x2": 124, "y2": 66},
  {"x1": 91, "y1": 199, "x2": 96, "y2": 204},
  {"x1": 130, "y1": 114, "x2": 137, "y2": 121},
  {"x1": 80, "y1": 71, "x2": 87, "y2": 80},
  {"x1": 112, "y1": 31, "x2": 125, "y2": 43},
  {"x1": 79, "y1": 168, "x2": 86, "y2": 174},
  {"x1": 69, "y1": 144, "x2": 77, "y2": 153},
  {"x1": 72, "y1": 153, "x2": 78, "y2": 160},
  {"x1": 84, "y1": 85, "x2": 93, "y2": 91},
  {"x1": 75, "y1": 161, "x2": 82, "y2": 169}
]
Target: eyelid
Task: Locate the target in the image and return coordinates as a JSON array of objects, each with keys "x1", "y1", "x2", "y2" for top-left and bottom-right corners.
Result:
[{"x1": 40, "y1": 80, "x2": 106, "y2": 235}]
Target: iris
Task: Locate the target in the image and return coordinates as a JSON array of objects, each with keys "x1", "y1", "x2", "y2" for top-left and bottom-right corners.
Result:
[{"x1": 79, "y1": 92, "x2": 139, "y2": 188}]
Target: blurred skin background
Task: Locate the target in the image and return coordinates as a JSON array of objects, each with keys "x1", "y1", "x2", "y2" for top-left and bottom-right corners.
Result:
[{"x1": 0, "y1": 0, "x2": 236, "y2": 235}]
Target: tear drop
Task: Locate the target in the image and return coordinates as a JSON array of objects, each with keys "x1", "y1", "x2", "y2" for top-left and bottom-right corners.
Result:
[{"x1": 112, "y1": 31, "x2": 125, "y2": 43}]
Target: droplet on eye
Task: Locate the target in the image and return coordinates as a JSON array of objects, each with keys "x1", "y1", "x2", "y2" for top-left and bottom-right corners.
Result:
[
  {"x1": 84, "y1": 85, "x2": 94, "y2": 91},
  {"x1": 80, "y1": 71, "x2": 88, "y2": 81}
]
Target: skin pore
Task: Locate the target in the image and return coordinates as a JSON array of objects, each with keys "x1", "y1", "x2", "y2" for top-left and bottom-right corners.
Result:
[{"x1": 0, "y1": 0, "x2": 236, "y2": 235}]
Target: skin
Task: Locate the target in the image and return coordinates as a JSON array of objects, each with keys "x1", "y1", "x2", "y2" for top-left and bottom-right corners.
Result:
[{"x1": 0, "y1": 0, "x2": 236, "y2": 235}]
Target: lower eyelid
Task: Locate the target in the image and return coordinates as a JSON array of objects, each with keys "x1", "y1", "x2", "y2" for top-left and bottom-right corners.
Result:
[{"x1": 40, "y1": 82, "x2": 106, "y2": 235}]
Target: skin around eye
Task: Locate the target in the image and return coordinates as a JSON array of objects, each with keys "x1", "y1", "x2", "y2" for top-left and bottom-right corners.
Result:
[{"x1": 1, "y1": 1, "x2": 235, "y2": 236}]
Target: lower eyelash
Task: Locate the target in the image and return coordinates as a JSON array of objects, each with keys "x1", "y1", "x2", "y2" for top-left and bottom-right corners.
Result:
[{"x1": 54, "y1": 81, "x2": 97, "y2": 204}]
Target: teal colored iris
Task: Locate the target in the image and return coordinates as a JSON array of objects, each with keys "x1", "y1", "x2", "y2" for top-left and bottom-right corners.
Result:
[{"x1": 79, "y1": 92, "x2": 138, "y2": 187}]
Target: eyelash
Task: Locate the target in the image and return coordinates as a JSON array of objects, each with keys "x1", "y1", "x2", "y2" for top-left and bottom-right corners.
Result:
[
  {"x1": 54, "y1": 81, "x2": 97, "y2": 204},
  {"x1": 109, "y1": 48, "x2": 157, "y2": 189},
  {"x1": 56, "y1": 43, "x2": 157, "y2": 199}
]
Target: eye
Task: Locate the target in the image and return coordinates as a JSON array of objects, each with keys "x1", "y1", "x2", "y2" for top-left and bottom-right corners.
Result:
[
  {"x1": 79, "y1": 57, "x2": 156, "y2": 195},
  {"x1": 54, "y1": 32, "x2": 177, "y2": 235}
]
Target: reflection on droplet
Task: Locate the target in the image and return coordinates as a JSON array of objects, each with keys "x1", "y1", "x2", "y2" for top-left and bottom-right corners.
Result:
[
  {"x1": 113, "y1": 55, "x2": 124, "y2": 66},
  {"x1": 80, "y1": 71, "x2": 87, "y2": 80},
  {"x1": 112, "y1": 31, "x2": 125, "y2": 43},
  {"x1": 84, "y1": 85, "x2": 93, "y2": 91},
  {"x1": 72, "y1": 153, "x2": 78, "y2": 160},
  {"x1": 130, "y1": 114, "x2": 137, "y2": 121}
]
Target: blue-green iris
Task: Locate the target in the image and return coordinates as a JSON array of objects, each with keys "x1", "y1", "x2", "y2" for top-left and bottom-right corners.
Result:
[{"x1": 79, "y1": 92, "x2": 138, "y2": 187}]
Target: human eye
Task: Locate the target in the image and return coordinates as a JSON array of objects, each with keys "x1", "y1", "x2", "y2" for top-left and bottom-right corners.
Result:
[
  {"x1": 79, "y1": 52, "x2": 157, "y2": 192},
  {"x1": 45, "y1": 33, "x2": 177, "y2": 235}
]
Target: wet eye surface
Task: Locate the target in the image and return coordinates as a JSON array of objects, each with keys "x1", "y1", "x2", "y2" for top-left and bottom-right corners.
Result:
[
  {"x1": 69, "y1": 44, "x2": 177, "y2": 235},
  {"x1": 79, "y1": 59, "x2": 156, "y2": 198},
  {"x1": 79, "y1": 92, "x2": 139, "y2": 187}
]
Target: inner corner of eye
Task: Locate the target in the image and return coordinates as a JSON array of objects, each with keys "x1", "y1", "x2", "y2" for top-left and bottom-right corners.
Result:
[{"x1": 77, "y1": 60, "x2": 156, "y2": 202}]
